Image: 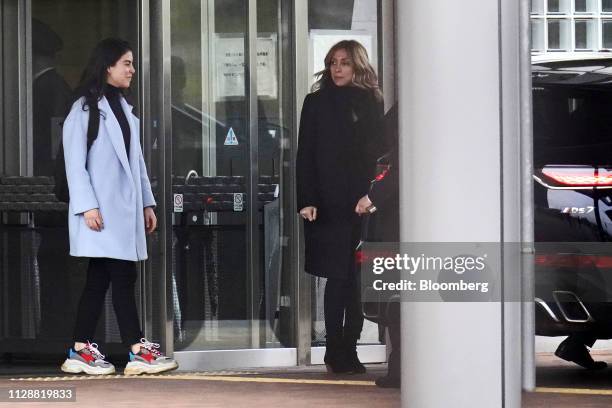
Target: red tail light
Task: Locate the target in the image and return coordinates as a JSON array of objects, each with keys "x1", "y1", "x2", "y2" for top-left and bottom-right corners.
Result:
[
  {"x1": 541, "y1": 166, "x2": 612, "y2": 187},
  {"x1": 355, "y1": 250, "x2": 367, "y2": 264},
  {"x1": 375, "y1": 168, "x2": 389, "y2": 182},
  {"x1": 355, "y1": 250, "x2": 398, "y2": 264},
  {"x1": 536, "y1": 254, "x2": 612, "y2": 269}
]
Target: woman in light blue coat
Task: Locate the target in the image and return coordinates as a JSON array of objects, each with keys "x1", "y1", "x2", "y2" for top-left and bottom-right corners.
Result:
[{"x1": 60, "y1": 38, "x2": 177, "y2": 376}]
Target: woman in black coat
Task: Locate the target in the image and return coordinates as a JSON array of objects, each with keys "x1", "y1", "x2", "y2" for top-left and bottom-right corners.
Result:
[{"x1": 297, "y1": 40, "x2": 386, "y2": 373}]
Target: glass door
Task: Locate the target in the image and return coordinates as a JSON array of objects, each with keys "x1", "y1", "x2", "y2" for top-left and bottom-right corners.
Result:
[{"x1": 166, "y1": 0, "x2": 294, "y2": 358}]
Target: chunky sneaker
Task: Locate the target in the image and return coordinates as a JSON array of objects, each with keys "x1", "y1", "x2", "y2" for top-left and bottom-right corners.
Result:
[
  {"x1": 124, "y1": 338, "x2": 178, "y2": 375},
  {"x1": 61, "y1": 341, "x2": 115, "y2": 375}
]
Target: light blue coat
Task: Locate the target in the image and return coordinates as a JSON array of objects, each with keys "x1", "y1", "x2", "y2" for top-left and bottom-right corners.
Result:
[{"x1": 63, "y1": 96, "x2": 155, "y2": 261}]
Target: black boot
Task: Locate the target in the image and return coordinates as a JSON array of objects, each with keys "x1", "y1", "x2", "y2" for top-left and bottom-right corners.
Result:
[
  {"x1": 344, "y1": 337, "x2": 366, "y2": 374},
  {"x1": 555, "y1": 337, "x2": 607, "y2": 370},
  {"x1": 324, "y1": 336, "x2": 350, "y2": 374}
]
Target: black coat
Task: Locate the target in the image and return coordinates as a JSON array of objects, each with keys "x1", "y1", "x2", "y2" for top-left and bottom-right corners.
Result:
[
  {"x1": 368, "y1": 105, "x2": 399, "y2": 243},
  {"x1": 297, "y1": 85, "x2": 385, "y2": 279}
]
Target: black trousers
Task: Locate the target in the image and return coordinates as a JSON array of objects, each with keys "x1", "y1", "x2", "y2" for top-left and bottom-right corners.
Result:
[
  {"x1": 386, "y1": 303, "x2": 401, "y2": 379},
  {"x1": 73, "y1": 258, "x2": 142, "y2": 348},
  {"x1": 324, "y1": 277, "x2": 364, "y2": 343}
]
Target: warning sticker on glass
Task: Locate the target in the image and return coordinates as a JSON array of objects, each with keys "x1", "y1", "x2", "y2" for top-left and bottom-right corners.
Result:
[
  {"x1": 233, "y1": 193, "x2": 244, "y2": 211},
  {"x1": 174, "y1": 194, "x2": 184, "y2": 213}
]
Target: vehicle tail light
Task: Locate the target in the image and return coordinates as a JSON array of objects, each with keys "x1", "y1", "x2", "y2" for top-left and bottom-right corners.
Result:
[
  {"x1": 355, "y1": 249, "x2": 366, "y2": 264},
  {"x1": 536, "y1": 254, "x2": 612, "y2": 269},
  {"x1": 375, "y1": 168, "x2": 389, "y2": 182},
  {"x1": 541, "y1": 166, "x2": 612, "y2": 187}
]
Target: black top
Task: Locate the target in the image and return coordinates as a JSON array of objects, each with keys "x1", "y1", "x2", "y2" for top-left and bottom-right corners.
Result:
[{"x1": 105, "y1": 84, "x2": 130, "y2": 159}]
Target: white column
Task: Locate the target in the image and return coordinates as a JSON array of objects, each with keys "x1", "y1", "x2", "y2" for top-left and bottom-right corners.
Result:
[{"x1": 397, "y1": 0, "x2": 523, "y2": 407}]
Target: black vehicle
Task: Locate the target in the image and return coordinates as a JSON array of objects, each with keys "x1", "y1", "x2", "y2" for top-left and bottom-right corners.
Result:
[
  {"x1": 359, "y1": 59, "x2": 612, "y2": 371},
  {"x1": 532, "y1": 54, "x2": 612, "y2": 369}
]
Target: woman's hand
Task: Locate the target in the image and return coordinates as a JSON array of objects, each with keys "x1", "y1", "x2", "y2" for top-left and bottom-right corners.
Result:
[
  {"x1": 144, "y1": 207, "x2": 157, "y2": 234},
  {"x1": 355, "y1": 195, "x2": 375, "y2": 215},
  {"x1": 299, "y1": 206, "x2": 317, "y2": 221},
  {"x1": 84, "y1": 208, "x2": 103, "y2": 231}
]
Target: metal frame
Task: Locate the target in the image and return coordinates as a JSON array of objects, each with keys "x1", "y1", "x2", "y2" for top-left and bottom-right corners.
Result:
[
  {"x1": 0, "y1": 1, "x2": 4, "y2": 175},
  {"x1": 175, "y1": 348, "x2": 297, "y2": 371},
  {"x1": 246, "y1": 0, "x2": 262, "y2": 349},
  {"x1": 18, "y1": 0, "x2": 32, "y2": 176},
  {"x1": 380, "y1": 0, "x2": 396, "y2": 110},
  {"x1": 201, "y1": 0, "x2": 216, "y2": 178},
  {"x1": 2, "y1": 0, "x2": 23, "y2": 175},
  {"x1": 139, "y1": 0, "x2": 154, "y2": 342},
  {"x1": 520, "y1": 0, "x2": 536, "y2": 392},
  {"x1": 292, "y1": 0, "x2": 312, "y2": 366},
  {"x1": 148, "y1": 0, "x2": 174, "y2": 355}
]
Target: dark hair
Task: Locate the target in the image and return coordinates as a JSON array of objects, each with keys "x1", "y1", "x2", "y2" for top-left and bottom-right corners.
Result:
[{"x1": 73, "y1": 38, "x2": 133, "y2": 113}]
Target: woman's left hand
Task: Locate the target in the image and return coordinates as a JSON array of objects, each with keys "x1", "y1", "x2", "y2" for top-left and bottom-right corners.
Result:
[
  {"x1": 144, "y1": 207, "x2": 157, "y2": 234},
  {"x1": 355, "y1": 195, "x2": 374, "y2": 214}
]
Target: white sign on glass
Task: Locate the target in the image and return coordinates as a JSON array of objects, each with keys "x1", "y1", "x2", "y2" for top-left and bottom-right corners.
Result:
[{"x1": 214, "y1": 34, "x2": 277, "y2": 99}]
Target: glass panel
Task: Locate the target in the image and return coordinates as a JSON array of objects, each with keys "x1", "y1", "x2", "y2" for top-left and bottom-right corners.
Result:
[
  {"x1": 531, "y1": 19, "x2": 545, "y2": 51},
  {"x1": 170, "y1": 0, "x2": 248, "y2": 351},
  {"x1": 547, "y1": 19, "x2": 571, "y2": 50},
  {"x1": 604, "y1": 0, "x2": 612, "y2": 12},
  {"x1": 548, "y1": 0, "x2": 570, "y2": 13},
  {"x1": 603, "y1": 20, "x2": 612, "y2": 48},
  {"x1": 170, "y1": 0, "x2": 293, "y2": 351},
  {"x1": 574, "y1": 0, "x2": 586, "y2": 12},
  {"x1": 574, "y1": 0, "x2": 596, "y2": 12},
  {"x1": 0, "y1": 0, "x2": 138, "y2": 358},
  {"x1": 575, "y1": 19, "x2": 597, "y2": 49},
  {"x1": 531, "y1": 0, "x2": 545, "y2": 14},
  {"x1": 257, "y1": 0, "x2": 294, "y2": 348},
  {"x1": 548, "y1": 0, "x2": 560, "y2": 12},
  {"x1": 307, "y1": 0, "x2": 382, "y2": 348}
]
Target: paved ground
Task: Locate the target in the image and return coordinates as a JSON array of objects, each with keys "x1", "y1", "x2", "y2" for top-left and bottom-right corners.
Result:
[
  {"x1": 524, "y1": 350, "x2": 612, "y2": 407},
  {"x1": 0, "y1": 365, "x2": 400, "y2": 408},
  {"x1": 5, "y1": 352, "x2": 612, "y2": 407}
]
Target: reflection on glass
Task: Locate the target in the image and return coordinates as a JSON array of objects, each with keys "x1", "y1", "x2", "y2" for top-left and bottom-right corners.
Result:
[
  {"x1": 603, "y1": 20, "x2": 612, "y2": 48},
  {"x1": 531, "y1": 19, "x2": 545, "y2": 50},
  {"x1": 604, "y1": 0, "x2": 612, "y2": 12},
  {"x1": 574, "y1": 0, "x2": 586, "y2": 12},
  {"x1": 548, "y1": 19, "x2": 570, "y2": 50},
  {"x1": 575, "y1": 20, "x2": 596, "y2": 49},
  {"x1": 548, "y1": 0, "x2": 561, "y2": 12},
  {"x1": 531, "y1": 0, "x2": 544, "y2": 14},
  {"x1": 548, "y1": 0, "x2": 570, "y2": 13},
  {"x1": 170, "y1": 0, "x2": 292, "y2": 352}
]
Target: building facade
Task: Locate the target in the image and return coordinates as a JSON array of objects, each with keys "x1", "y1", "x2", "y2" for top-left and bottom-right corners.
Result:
[{"x1": 531, "y1": 0, "x2": 612, "y2": 52}]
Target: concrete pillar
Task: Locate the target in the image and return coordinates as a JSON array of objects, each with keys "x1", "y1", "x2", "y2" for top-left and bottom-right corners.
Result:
[{"x1": 397, "y1": 0, "x2": 523, "y2": 407}]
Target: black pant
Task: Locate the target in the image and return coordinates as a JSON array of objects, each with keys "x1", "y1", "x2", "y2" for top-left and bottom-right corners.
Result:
[
  {"x1": 73, "y1": 258, "x2": 142, "y2": 348},
  {"x1": 324, "y1": 277, "x2": 364, "y2": 343},
  {"x1": 386, "y1": 303, "x2": 401, "y2": 379}
]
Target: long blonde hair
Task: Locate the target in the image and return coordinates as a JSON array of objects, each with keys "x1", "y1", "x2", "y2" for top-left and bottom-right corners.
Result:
[{"x1": 312, "y1": 40, "x2": 381, "y2": 99}]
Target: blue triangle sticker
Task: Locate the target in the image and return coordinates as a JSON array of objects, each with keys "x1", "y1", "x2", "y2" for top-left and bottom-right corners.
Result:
[{"x1": 224, "y1": 127, "x2": 239, "y2": 146}]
